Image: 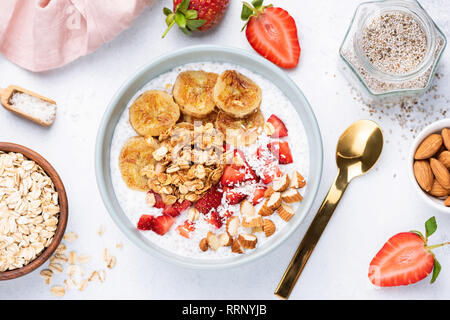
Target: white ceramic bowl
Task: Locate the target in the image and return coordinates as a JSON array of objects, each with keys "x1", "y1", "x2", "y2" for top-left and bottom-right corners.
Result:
[
  {"x1": 95, "y1": 45, "x2": 323, "y2": 269},
  {"x1": 409, "y1": 119, "x2": 450, "y2": 213}
]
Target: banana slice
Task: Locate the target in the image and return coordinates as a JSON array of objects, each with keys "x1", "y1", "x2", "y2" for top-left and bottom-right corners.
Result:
[
  {"x1": 181, "y1": 109, "x2": 218, "y2": 126},
  {"x1": 213, "y1": 70, "x2": 262, "y2": 118},
  {"x1": 173, "y1": 71, "x2": 218, "y2": 118},
  {"x1": 129, "y1": 90, "x2": 180, "y2": 137},
  {"x1": 119, "y1": 136, "x2": 159, "y2": 191},
  {"x1": 216, "y1": 109, "x2": 264, "y2": 147}
]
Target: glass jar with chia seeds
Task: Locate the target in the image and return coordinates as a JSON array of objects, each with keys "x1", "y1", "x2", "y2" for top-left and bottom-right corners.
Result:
[{"x1": 339, "y1": 0, "x2": 447, "y2": 103}]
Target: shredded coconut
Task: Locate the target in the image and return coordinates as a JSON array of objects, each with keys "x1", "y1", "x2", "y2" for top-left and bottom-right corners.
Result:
[{"x1": 10, "y1": 92, "x2": 56, "y2": 125}]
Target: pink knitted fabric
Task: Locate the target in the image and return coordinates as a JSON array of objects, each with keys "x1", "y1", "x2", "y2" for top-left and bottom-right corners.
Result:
[{"x1": 0, "y1": 0, "x2": 153, "y2": 72}]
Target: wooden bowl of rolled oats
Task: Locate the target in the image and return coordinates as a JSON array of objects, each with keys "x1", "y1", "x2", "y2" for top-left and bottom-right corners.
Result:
[{"x1": 0, "y1": 142, "x2": 68, "y2": 280}]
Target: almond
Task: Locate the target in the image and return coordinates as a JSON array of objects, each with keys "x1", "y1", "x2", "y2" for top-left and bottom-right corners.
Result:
[
  {"x1": 277, "y1": 204, "x2": 295, "y2": 222},
  {"x1": 206, "y1": 232, "x2": 221, "y2": 251},
  {"x1": 430, "y1": 158, "x2": 450, "y2": 189},
  {"x1": 273, "y1": 174, "x2": 290, "y2": 192},
  {"x1": 442, "y1": 128, "x2": 450, "y2": 150},
  {"x1": 226, "y1": 216, "x2": 240, "y2": 237},
  {"x1": 413, "y1": 160, "x2": 434, "y2": 192},
  {"x1": 263, "y1": 219, "x2": 276, "y2": 237},
  {"x1": 290, "y1": 171, "x2": 306, "y2": 189},
  {"x1": 264, "y1": 186, "x2": 274, "y2": 198},
  {"x1": 429, "y1": 180, "x2": 449, "y2": 197},
  {"x1": 231, "y1": 238, "x2": 244, "y2": 254},
  {"x1": 240, "y1": 200, "x2": 257, "y2": 227},
  {"x1": 218, "y1": 233, "x2": 232, "y2": 247},
  {"x1": 259, "y1": 192, "x2": 282, "y2": 216},
  {"x1": 281, "y1": 188, "x2": 303, "y2": 203},
  {"x1": 445, "y1": 196, "x2": 450, "y2": 207},
  {"x1": 438, "y1": 151, "x2": 450, "y2": 168},
  {"x1": 238, "y1": 234, "x2": 258, "y2": 249},
  {"x1": 415, "y1": 134, "x2": 443, "y2": 160},
  {"x1": 199, "y1": 238, "x2": 208, "y2": 252}
]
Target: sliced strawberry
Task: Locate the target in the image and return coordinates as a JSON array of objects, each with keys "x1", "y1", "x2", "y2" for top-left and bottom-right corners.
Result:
[
  {"x1": 162, "y1": 205, "x2": 180, "y2": 217},
  {"x1": 252, "y1": 187, "x2": 267, "y2": 205},
  {"x1": 176, "y1": 220, "x2": 195, "y2": 239},
  {"x1": 137, "y1": 215, "x2": 154, "y2": 231},
  {"x1": 173, "y1": 200, "x2": 191, "y2": 213},
  {"x1": 253, "y1": 146, "x2": 282, "y2": 184},
  {"x1": 220, "y1": 165, "x2": 246, "y2": 187},
  {"x1": 267, "y1": 115, "x2": 288, "y2": 138},
  {"x1": 369, "y1": 232, "x2": 434, "y2": 287},
  {"x1": 223, "y1": 210, "x2": 234, "y2": 219},
  {"x1": 195, "y1": 186, "x2": 224, "y2": 214},
  {"x1": 148, "y1": 191, "x2": 166, "y2": 209},
  {"x1": 205, "y1": 210, "x2": 223, "y2": 229},
  {"x1": 261, "y1": 164, "x2": 282, "y2": 184},
  {"x1": 267, "y1": 141, "x2": 293, "y2": 164},
  {"x1": 152, "y1": 214, "x2": 175, "y2": 236},
  {"x1": 242, "y1": 3, "x2": 301, "y2": 69},
  {"x1": 224, "y1": 186, "x2": 247, "y2": 205}
]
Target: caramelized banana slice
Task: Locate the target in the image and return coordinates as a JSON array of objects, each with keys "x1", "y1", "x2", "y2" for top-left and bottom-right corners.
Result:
[
  {"x1": 216, "y1": 109, "x2": 264, "y2": 147},
  {"x1": 213, "y1": 70, "x2": 262, "y2": 118},
  {"x1": 119, "y1": 136, "x2": 159, "y2": 191},
  {"x1": 173, "y1": 71, "x2": 218, "y2": 118},
  {"x1": 129, "y1": 90, "x2": 180, "y2": 137}
]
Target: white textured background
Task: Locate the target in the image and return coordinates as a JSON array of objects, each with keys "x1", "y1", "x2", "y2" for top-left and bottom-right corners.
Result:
[{"x1": 1, "y1": 0, "x2": 450, "y2": 299}]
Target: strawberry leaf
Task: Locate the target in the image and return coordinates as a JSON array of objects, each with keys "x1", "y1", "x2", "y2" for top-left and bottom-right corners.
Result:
[
  {"x1": 175, "y1": 12, "x2": 187, "y2": 28},
  {"x1": 252, "y1": 0, "x2": 264, "y2": 9},
  {"x1": 177, "y1": 0, "x2": 190, "y2": 13},
  {"x1": 425, "y1": 216, "x2": 437, "y2": 239},
  {"x1": 241, "y1": 2, "x2": 254, "y2": 21},
  {"x1": 163, "y1": 7, "x2": 173, "y2": 16},
  {"x1": 430, "y1": 256, "x2": 441, "y2": 284},
  {"x1": 185, "y1": 9, "x2": 198, "y2": 20},
  {"x1": 186, "y1": 19, "x2": 206, "y2": 30}
]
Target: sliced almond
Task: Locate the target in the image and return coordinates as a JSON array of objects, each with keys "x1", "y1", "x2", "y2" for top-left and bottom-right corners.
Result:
[
  {"x1": 199, "y1": 238, "x2": 209, "y2": 252},
  {"x1": 430, "y1": 158, "x2": 450, "y2": 189},
  {"x1": 240, "y1": 200, "x2": 256, "y2": 227},
  {"x1": 281, "y1": 188, "x2": 303, "y2": 203},
  {"x1": 206, "y1": 231, "x2": 221, "y2": 251},
  {"x1": 442, "y1": 128, "x2": 450, "y2": 150},
  {"x1": 413, "y1": 160, "x2": 434, "y2": 192},
  {"x1": 146, "y1": 192, "x2": 156, "y2": 207},
  {"x1": 218, "y1": 233, "x2": 232, "y2": 247},
  {"x1": 251, "y1": 226, "x2": 263, "y2": 233},
  {"x1": 247, "y1": 216, "x2": 263, "y2": 228},
  {"x1": 226, "y1": 216, "x2": 240, "y2": 237},
  {"x1": 429, "y1": 180, "x2": 449, "y2": 197},
  {"x1": 263, "y1": 219, "x2": 276, "y2": 237},
  {"x1": 259, "y1": 192, "x2": 282, "y2": 216},
  {"x1": 231, "y1": 238, "x2": 244, "y2": 254},
  {"x1": 277, "y1": 204, "x2": 295, "y2": 222},
  {"x1": 273, "y1": 174, "x2": 290, "y2": 192},
  {"x1": 238, "y1": 234, "x2": 258, "y2": 249},
  {"x1": 438, "y1": 151, "x2": 450, "y2": 168},
  {"x1": 264, "y1": 186, "x2": 274, "y2": 198},
  {"x1": 290, "y1": 171, "x2": 306, "y2": 189},
  {"x1": 415, "y1": 134, "x2": 443, "y2": 160},
  {"x1": 187, "y1": 207, "x2": 200, "y2": 222}
]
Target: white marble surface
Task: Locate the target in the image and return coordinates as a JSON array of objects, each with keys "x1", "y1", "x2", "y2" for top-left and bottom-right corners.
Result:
[{"x1": 1, "y1": 0, "x2": 450, "y2": 300}]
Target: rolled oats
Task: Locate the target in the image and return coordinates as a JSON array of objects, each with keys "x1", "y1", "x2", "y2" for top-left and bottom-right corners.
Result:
[{"x1": 50, "y1": 286, "x2": 65, "y2": 297}]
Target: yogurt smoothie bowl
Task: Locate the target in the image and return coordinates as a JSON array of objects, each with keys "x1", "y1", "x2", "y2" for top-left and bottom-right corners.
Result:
[{"x1": 110, "y1": 62, "x2": 309, "y2": 259}]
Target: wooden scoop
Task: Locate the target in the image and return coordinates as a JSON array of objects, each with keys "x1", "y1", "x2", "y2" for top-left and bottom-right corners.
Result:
[{"x1": 0, "y1": 85, "x2": 56, "y2": 127}]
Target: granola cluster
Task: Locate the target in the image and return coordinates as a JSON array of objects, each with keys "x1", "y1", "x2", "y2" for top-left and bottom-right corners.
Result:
[{"x1": 140, "y1": 122, "x2": 227, "y2": 205}]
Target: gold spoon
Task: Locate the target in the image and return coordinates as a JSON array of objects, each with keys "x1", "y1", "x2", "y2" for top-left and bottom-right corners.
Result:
[{"x1": 275, "y1": 119, "x2": 383, "y2": 299}]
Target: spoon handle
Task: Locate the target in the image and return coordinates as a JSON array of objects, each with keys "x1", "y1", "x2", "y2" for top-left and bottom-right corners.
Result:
[{"x1": 274, "y1": 171, "x2": 349, "y2": 299}]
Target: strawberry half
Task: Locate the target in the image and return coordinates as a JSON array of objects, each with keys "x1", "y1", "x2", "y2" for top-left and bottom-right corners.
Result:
[
  {"x1": 152, "y1": 214, "x2": 175, "y2": 236},
  {"x1": 369, "y1": 217, "x2": 448, "y2": 287},
  {"x1": 163, "y1": 0, "x2": 230, "y2": 37},
  {"x1": 241, "y1": 1, "x2": 301, "y2": 69},
  {"x1": 195, "y1": 186, "x2": 224, "y2": 214},
  {"x1": 224, "y1": 186, "x2": 247, "y2": 205},
  {"x1": 267, "y1": 115, "x2": 288, "y2": 138},
  {"x1": 137, "y1": 215, "x2": 154, "y2": 231},
  {"x1": 267, "y1": 141, "x2": 293, "y2": 164}
]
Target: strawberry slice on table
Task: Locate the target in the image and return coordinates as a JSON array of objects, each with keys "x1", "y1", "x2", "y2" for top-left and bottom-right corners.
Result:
[
  {"x1": 163, "y1": 0, "x2": 230, "y2": 37},
  {"x1": 195, "y1": 186, "x2": 224, "y2": 214},
  {"x1": 137, "y1": 215, "x2": 154, "y2": 231},
  {"x1": 205, "y1": 210, "x2": 223, "y2": 229},
  {"x1": 152, "y1": 214, "x2": 175, "y2": 236},
  {"x1": 267, "y1": 141, "x2": 293, "y2": 164},
  {"x1": 148, "y1": 191, "x2": 166, "y2": 209},
  {"x1": 252, "y1": 187, "x2": 267, "y2": 205},
  {"x1": 369, "y1": 217, "x2": 449, "y2": 287},
  {"x1": 267, "y1": 114, "x2": 288, "y2": 138},
  {"x1": 241, "y1": 0, "x2": 301, "y2": 69},
  {"x1": 176, "y1": 220, "x2": 196, "y2": 239},
  {"x1": 224, "y1": 186, "x2": 247, "y2": 205}
]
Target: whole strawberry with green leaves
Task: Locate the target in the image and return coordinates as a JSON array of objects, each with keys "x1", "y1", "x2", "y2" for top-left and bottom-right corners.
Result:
[{"x1": 163, "y1": 0, "x2": 230, "y2": 37}]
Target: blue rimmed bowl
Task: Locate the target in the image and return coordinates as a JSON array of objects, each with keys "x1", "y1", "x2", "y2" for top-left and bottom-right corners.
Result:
[{"x1": 95, "y1": 45, "x2": 323, "y2": 269}]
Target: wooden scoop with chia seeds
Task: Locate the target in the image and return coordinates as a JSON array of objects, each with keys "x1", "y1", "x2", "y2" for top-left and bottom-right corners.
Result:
[{"x1": 0, "y1": 85, "x2": 57, "y2": 127}]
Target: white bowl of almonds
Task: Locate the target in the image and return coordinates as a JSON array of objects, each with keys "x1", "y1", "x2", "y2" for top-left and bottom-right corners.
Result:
[{"x1": 410, "y1": 119, "x2": 450, "y2": 213}]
